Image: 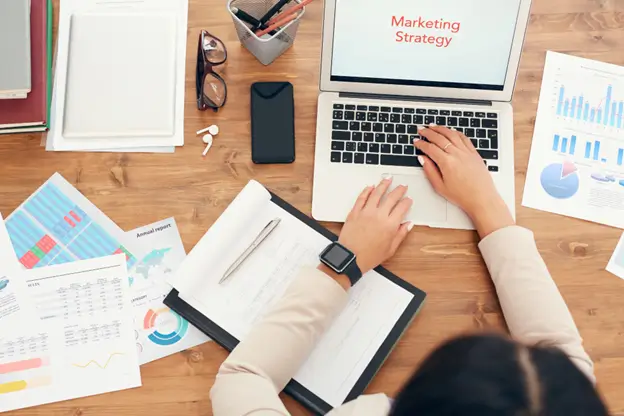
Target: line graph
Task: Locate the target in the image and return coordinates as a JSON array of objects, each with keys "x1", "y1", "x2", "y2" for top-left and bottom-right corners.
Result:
[{"x1": 72, "y1": 352, "x2": 125, "y2": 369}]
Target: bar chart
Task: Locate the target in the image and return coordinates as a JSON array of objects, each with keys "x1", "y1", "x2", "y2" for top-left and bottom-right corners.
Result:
[
  {"x1": 552, "y1": 132, "x2": 624, "y2": 166},
  {"x1": 556, "y1": 84, "x2": 624, "y2": 128}
]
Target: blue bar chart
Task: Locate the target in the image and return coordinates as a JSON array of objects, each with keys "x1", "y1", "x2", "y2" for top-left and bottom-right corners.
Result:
[
  {"x1": 553, "y1": 132, "x2": 624, "y2": 167},
  {"x1": 552, "y1": 133, "x2": 577, "y2": 156},
  {"x1": 556, "y1": 84, "x2": 624, "y2": 128}
]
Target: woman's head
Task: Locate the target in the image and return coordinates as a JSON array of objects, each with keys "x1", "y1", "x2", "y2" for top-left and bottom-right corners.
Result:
[{"x1": 391, "y1": 334, "x2": 608, "y2": 416}]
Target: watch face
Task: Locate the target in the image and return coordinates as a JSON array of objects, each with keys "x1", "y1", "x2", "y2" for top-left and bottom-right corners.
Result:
[{"x1": 321, "y1": 243, "x2": 354, "y2": 272}]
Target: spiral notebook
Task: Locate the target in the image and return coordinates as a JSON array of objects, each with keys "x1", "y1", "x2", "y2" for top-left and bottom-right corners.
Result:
[{"x1": 164, "y1": 181, "x2": 426, "y2": 414}]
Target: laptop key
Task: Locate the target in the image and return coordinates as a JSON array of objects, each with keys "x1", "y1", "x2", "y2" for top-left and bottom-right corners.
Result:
[
  {"x1": 396, "y1": 124, "x2": 406, "y2": 133},
  {"x1": 456, "y1": 127, "x2": 464, "y2": 133},
  {"x1": 333, "y1": 104, "x2": 344, "y2": 109},
  {"x1": 425, "y1": 115, "x2": 435, "y2": 124},
  {"x1": 489, "y1": 133, "x2": 499, "y2": 149},
  {"x1": 381, "y1": 155, "x2": 422, "y2": 167},
  {"x1": 361, "y1": 122, "x2": 372, "y2": 132},
  {"x1": 416, "y1": 108, "x2": 427, "y2": 114},
  {"x1": 440, "y1": 110, "x2": 451, "y2": 116},
  {"x1": 333, "y1": 121, "x2": 348, "y2": 130},
  {"x1": 392, "y1": 107, "x2": 403, "y2": 113},
  {"x1": 344, "y1": 111, "x2": 355, "y2": 120},
  {"x1": 352, "y1": 132, "x2": 363, "y2": 141},
  {"x1": 476, "y1": 129, "x2": 486, "y2": 138},
  {"x1": 375, "y1": 133, "x2": 386, "y2": 142},
  {"x1": 354, "y1": 153, "x2": 365, "y2": 164},
  {"x1": 392, "y1": 145, "x2": 403, "y2": 154},
  {"x1": 414, "y1": 115, "x2": 424, "y2": 124},
  {"x1": 476, "y1": 112, "x2": 486, "y2": 118},
  {"x1": 482, "y1": 119, "x2": 498, "y2": 128},
  {"x1": 346, "y1": 142, "x2": 356, "y2": 152},
  {"x1": 387, "y1": 134, "x2": 398, "y2": 143},
  {"x1": 357, "y1": 143, "x2": 368, "y2": 152},
  {"x1": 464, "y1": 111, "x2": 474, "y2": 117},
  {"x1": 428, "y1": 109, "x2": 439, "y2": 115},
  {"x1": 451, "y1": 110, "x2": 462, "y2": 116},
  {"x1": 345, "y1": 104, "x2": 355, "y2": 110},
  {"x1": 332, "y1": 130, "x2": 350, "y2": 140},
  {"x1": 478, "y1": 150, "x2": 498, "y2": 160},
  {"x1": 488, "y1": 165, "x2": 499, "y2": 172},
  {"x1": 333, "y1": 110, "x2": 343, "y2": 119},
  {"x1": 369, "y1": 106, "x2": 379, "y2": 111},
  {"x1": 381, "y1": 144, "x2": 392, "y2": 153},
  {"x1": 331, "y1": 141, "x2": 344, "y2": 151},
  {"x1": 465, "y1": 128, "x2": 476, "y2": 137},
  {"x1": 356, "y1": 112, "x2": 366, "y2": 121},
  {"x1": 364, "y1": 132, "x2": 374, "y2": 142},
  {"x1": 384, "y1": 124, "x2": 395, "y2": 133},
  {"x1": 447, "y1": 117, "x2": 458, "y2": 127},
  {"x1": 357, "y1": 105, "x2": 367, "y2": 111},
  {"x1": 379, "y1": 113, "x2": 390, "y2": 122},
  {"x1": 402, "y1": 114, "x2": 412, "y2": 124},
  {"x1": 390, "y1": 114, "x2": 401, "y2": 123},
  {"x1": 381, "y1": 106, "x2": 391, "y2": 112},
  {"x1": 365, "y1": 153, "x2": 379, "y2": 164},
  {"x1": 407, "y1": 125, "x2": 418, "y2": 134},
  {"x1": 470, "y1": 119, "x2": 481, "y2": 128},
  {"x1": 436, "y1": 116, "x2": 447, "y2": 125},
  {"x1": 398, "y1": 134, "x2": 409, "y2": 144},
  {"x1": 404, "y1": 145, "x2": 415, "y2": 155},
  {"x1": 487, "y1": 113, "x2": 498, "y2": 119},
  {"x1": 470, "y1": 139, "x2": 478, "y2": 148},
  {"x1": 331, "y1": 151, "x2": 341, "y2": 162},
  {"x1": 479, "y1": 139, "x2": 489, "y2": 149},
  {"x1": 373, "y1": 123, "x2": 383, "y2": 132},
  {"x1": 369, "y1": 143, "x2": 380, "y2": 152},
  {"x1": 404, "y1": 108, "x2": 415, "y2": 114},
  {"x1": 349, "y1": 121, "x2": 360, "y2": 130},
  {"x1": 367, "y1": 112, "x2": 378, "y2": 121},
  {"x1": 342, "y1": 152, "x2": 353, "y2": 163},
  {"x1": 459, "y1": 118, "x2": 469, "y2": 127}
]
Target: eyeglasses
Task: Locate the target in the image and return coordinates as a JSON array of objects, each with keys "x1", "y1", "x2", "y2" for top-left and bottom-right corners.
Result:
[{"x1": 196, "y1": 30, "x2": 228, "y2": 111}]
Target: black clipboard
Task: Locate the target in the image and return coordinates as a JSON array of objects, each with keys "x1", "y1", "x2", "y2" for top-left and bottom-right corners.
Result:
[{"x1": 164, "y1": 190, "x2": 427, "y2": 415}]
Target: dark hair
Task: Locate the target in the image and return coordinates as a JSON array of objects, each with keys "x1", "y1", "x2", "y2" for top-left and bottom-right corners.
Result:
[{"x1": 391, "y1": 334, "x2": 608, "y2": 416}]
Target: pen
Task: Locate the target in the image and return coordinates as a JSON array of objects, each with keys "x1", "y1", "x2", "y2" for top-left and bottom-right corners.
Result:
[
  {"x1": 219, "y1": 218, "x2": 281, "y2": 284},
  {"x1": 255, "y1": 12, "x2": 298, "y2": 37},
  {"x1": 258, "y1": 0, "x2": 292, "y2": 25},
  {"x1": 264, "y1": 0, "x2": 313, "y2": 27},
  {"x1": 231, "y1": 6, "x2": 262, "y2": 28}
]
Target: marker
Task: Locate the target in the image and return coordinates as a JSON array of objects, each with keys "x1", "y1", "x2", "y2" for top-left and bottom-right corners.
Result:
[
  {"x1": 258, "y1": 0, "x2": 292, "y2": 25},
  {"x1": 231, "y1": 6, "x2": 261, "y2": 28}
]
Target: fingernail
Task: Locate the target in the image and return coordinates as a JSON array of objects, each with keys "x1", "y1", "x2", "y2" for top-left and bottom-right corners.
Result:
[
  {"x1": 418, "y1": 156, "x2": 425, "y2": 166},
  {"x1": 450, "y1": 127, "x2": 456, "y2": 131},
  {"x1": 413, "y1": 137, "x2": 420, "y2": 143},
  {"x1": 429, "y1": 123, "x2": 437, "y2": 127},
  {"x1": 407, "y1": 222, "x2": 414, "y2": 231},
  {"x1": 383, "y1": 174, "x2": 393, "y2": 181}
]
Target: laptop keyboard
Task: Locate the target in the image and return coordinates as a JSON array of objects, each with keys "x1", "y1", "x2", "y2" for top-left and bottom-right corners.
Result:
[{"x1": 330, "y1": 103, "x2": 500, "y2": 172}]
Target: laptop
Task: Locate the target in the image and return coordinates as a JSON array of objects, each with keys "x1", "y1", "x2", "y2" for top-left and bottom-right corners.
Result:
[{"x1": 312, "y1": 0, "x2": 532, "y2": 229}]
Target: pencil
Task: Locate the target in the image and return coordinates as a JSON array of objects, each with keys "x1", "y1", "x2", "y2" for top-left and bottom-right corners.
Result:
[
  {"x1": 255, "y1": 12, "x2": 298, "y2": 37},
  {"x1": 265, "y1": 0, "x2": 314, "y2": 27}
]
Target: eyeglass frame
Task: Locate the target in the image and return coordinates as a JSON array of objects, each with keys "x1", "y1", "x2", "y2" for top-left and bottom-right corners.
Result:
[{"x1": 196, "y1": 30, "x2": 228, "y2": 111}]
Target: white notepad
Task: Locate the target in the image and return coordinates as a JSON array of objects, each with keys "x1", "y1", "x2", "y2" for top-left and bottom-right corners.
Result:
[{"x1": 63, "y1": 13, "x2": 176, "y2": 138}]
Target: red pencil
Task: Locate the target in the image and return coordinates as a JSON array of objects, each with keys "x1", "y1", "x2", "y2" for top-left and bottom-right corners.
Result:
[
  {"x1": 265, "y1": 0, "x2": 314, "y2": 27},
  {"x1": 255, "y1": 11, "x2": 298, "y2": 37}
]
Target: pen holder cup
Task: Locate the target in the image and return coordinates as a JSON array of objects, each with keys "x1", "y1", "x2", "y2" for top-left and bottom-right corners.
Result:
[{"x1": 228, "y1": 0, "x2": 305, "y2": 65}]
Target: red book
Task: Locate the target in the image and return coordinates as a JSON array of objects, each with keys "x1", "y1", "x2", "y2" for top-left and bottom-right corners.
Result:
[{"x1": 0, "y1": 0, "x2": 48, "y2": 130}]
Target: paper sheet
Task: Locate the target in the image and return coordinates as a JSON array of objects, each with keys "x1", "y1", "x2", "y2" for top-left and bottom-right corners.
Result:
[
  {"x1": 4, "y1": 172, "x2": 138, "y2": 270},
  {"x1": 523, "y1": 52, "x2": 624, "y2": 229},
  {"x1": 126, "y1": 218, "x2": 209, "y2": 364},
  {"x1": 0, "y1": 255, "x2": 141, "y2": 412},
  {"x1": 46, "y1": 0, "x2": 188, "y2": 151},
  {"x1": 171, "y1": 181, "x2": 414, "y2": 407},
  {"x1": 607, "y1": 233, "x2": 624, "y2": 279}
]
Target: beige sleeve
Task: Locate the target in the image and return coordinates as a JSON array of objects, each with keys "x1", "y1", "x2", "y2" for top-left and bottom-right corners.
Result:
[
  {"x1": 478, "y1": 226, "x2": 595, "y2": 382},
  {"x1": 210, "y1": 266, "x2": 350, "y2": 415}
]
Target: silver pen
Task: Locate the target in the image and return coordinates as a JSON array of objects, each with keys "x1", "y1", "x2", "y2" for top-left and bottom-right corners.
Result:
[{"x1": 219, "y1": 218, "x2": 281, "y2": 284}]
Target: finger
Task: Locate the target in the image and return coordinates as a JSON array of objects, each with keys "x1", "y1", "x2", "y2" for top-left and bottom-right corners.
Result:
[
  {"x1": 347, "y1": 186, "x2": 374, "y2": 219},
  {"x1": 419, "y1": 155, "x2": 448, "y2": 197},
  {"x1": 381, "y1": 184, "x2": 408, "y2": 214},
  {"x1": 413, "y1": 139, "x2": 447, "y2": 167},
  {"x1": 390, "y1": 222, "x2": 412, "y2": 255},
  {"x1": 390, "y1": 195, "x2": 413, "y2": 222},
  {"x1": 419, "y1": 126, "x2": 452, "y2": 151},
  {"x1": 367, "y1": 176, "x2": 393, "y2": 207},
  {"x1": 427, "y1": 125, "x2": 466, "y2": 149}
]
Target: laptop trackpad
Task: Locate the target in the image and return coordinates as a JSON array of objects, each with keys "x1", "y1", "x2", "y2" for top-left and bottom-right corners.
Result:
[{"x1": 384, "y1": 173, "x2": 448, "y2": 225}]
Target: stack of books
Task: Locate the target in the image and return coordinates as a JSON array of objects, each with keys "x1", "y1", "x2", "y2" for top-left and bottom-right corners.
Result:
[{"x1": 0, "y1": 0, "x2": 53, "y2": 134}]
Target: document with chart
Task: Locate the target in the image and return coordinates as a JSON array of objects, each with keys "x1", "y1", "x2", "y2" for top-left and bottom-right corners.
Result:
[
  {"x1": 523, "y1": 52, "x2": 624, "y2": 229},
  {"x1": 0, "y1": 254, "x2": 141, "y2": 412}
]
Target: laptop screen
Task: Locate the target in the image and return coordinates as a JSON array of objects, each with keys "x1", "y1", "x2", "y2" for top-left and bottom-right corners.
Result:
[{"x1": 330, "y1": 0, "x2": 523, "y2": 91}]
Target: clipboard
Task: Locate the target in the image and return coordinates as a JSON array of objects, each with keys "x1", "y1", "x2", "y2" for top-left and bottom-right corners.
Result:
[{"x1": 164, "y1": 190, "x2": 427, "y2": 415}]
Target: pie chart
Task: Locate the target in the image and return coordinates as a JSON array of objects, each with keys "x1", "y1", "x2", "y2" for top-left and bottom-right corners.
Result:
[{"x1": 540, "y1": 162, "x2": 579, "y2": 199}]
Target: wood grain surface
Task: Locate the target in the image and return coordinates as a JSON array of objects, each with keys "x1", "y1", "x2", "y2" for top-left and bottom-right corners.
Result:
[{"x1": 2, "y1": 0, "x2": 624, "y2": 414}]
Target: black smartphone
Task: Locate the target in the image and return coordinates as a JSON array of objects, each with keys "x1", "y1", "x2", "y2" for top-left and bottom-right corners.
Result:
[{"x1": 250, "y1": 82, "x2": 295, "y2": 164}]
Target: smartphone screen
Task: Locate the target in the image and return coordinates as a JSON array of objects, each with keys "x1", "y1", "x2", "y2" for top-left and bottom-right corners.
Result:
[{"x1": 251, "y1": 82, "x2": 295, "y2": 164}]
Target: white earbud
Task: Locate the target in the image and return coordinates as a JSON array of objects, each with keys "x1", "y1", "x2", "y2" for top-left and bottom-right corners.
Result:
[
  {"x1": 202, "y1": 133, "x2": 213, "y2": 144},
  {"x1": 196, "y1": 125, "x2": 219, "y2": 136}
]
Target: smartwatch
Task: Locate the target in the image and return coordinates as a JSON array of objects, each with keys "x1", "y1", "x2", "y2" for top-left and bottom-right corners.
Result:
[{"x1": 319, "y1": 242, "x2": 363, "y2": 286}]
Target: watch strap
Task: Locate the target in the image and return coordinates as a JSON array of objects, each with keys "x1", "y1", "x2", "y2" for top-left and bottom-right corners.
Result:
[{"x1": 343, "y1": 258, "x2": 363, "y2": 285}]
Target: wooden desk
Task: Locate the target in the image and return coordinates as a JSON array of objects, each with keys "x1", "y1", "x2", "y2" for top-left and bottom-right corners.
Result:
[{"x1": 2, "y1": 0, "x2": 624, "y2": 414}]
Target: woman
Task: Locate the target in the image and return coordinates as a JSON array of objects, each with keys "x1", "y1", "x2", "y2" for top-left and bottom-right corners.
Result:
[{"x1": 211, "y1": 126, "x2": 608, "y2": 415}]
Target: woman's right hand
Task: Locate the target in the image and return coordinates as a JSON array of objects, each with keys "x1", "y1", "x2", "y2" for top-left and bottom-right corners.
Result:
[{"x1": 413, "y1": 125, "x2": 514, "y2": 238}]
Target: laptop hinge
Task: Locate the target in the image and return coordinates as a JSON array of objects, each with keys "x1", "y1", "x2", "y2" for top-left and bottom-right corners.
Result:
[{"x1": 339, "y1": 92, "x2": 492, "y2": 107}]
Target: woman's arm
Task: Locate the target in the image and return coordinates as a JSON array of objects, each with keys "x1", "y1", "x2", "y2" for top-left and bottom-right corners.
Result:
[
  {"x1": 415, "y1": 125, "x2": 594, "y2": 382},
  {"x1": 211, "y1": 178, "x2": 413, "y2": 415}
]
